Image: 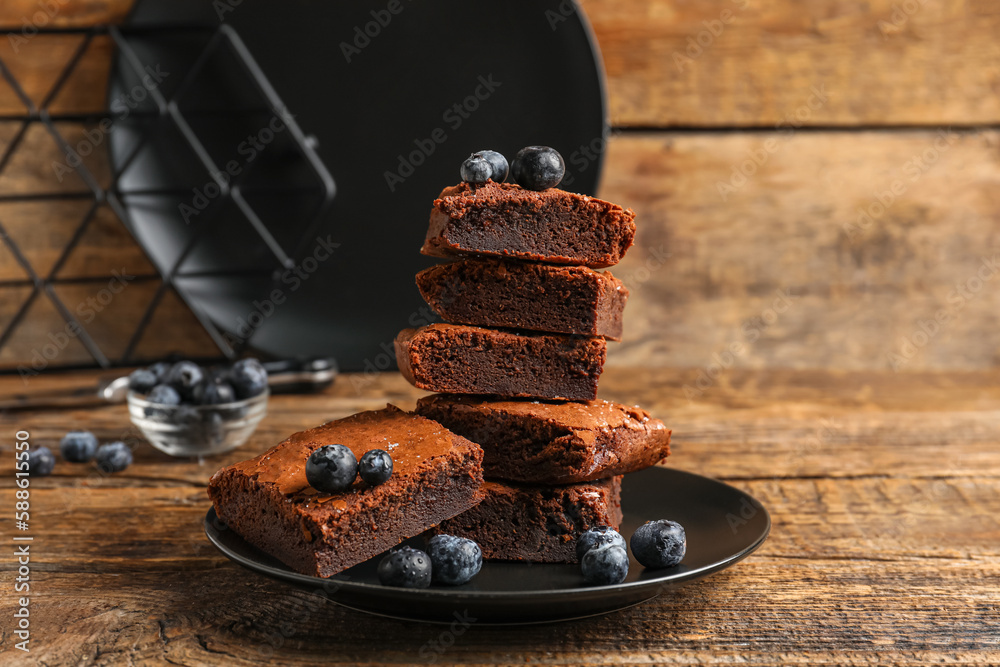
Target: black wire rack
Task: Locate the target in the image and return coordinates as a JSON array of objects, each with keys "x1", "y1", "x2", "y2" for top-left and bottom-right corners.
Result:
[{"x1": 0, "y1": 21, "x2": 335, "y2": 374}]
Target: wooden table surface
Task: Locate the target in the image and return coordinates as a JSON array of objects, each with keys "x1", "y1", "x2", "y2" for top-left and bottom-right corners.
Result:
[{"x1": 1, "y1": 367, "x2": 998, "y2": 665}]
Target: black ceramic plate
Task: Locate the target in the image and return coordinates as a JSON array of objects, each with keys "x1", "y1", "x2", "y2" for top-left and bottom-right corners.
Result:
[
  {"x1": 110, "y1": 0, "x2": 607, "y2": 369},
  {"x1": 204, "y1": 467, "x2": 770, "y2": 624}
]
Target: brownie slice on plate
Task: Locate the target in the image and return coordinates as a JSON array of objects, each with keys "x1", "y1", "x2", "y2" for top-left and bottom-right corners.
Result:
[
  {"x1": 394, "y1": 323, "x2": 606, "y2": 401},
  {"x1": 436, "y1": 476, "x2": 623, "y2": 563},
  {"x1": 207, "y1": 405, "x2": 483, "y2": 578},
  {"x1": 416, "y1": 394, "x2": 670, "y2": 484},
  {"x1": 416, "y1": 259, "x2": 629, "y2": 341},
  {"x1": 421, "y1": 181, "x2": 636, "y2": 268}
]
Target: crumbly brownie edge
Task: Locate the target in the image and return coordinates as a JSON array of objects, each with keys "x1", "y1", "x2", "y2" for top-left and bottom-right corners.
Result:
[
  {"x1": 436, "y1": 476, "x2": 623, "y2": 563},
  {"x1": 394, "y1": 325, "x2": 606, "y2": 401},
  {"x1": 415, "y1": 397, "x2": 671, "y2": 484},
  {"x1": 415, "y1": 261, "x2": 627, "y2": 340}
]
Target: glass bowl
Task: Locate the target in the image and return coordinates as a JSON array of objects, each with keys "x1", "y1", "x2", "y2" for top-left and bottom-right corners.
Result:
[{"x1": 127, "y1": 389, "x2": 268, "y2": 457}]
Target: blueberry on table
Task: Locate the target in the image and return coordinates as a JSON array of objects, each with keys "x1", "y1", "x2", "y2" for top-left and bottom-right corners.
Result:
[
  {"x1": 378, "y1": 546, "x2": 432, "y2": 588},
  {"x1": 127, "y1": 368, "x2": 159, "y2": 394},
  {"x1": 511, "y1": 146, "x2": 565, "y2": 191},
  {"x1": 460, "y1": 154, "x2": 493, "y2": 184},
  {"x1": 427, "y1": 534, "x2": 482, "y2": 585},
  {"x1": 193, "y1": 379, "x2": 237, "y2": 405},
  {"x1": 165, "y1": 361, "x2": 204, "y2": 401},
  {"x1": 358, "y1": 449, "x2": 393, "y2": 486},
  {"x1": 305, "y1": 444, "x2": 358, "y2": 493},
  {"x1": 28, "y1": 446, "x2": 55, "y2": 476},
  {"x1": 95, "y1": 441, "x2": 133, "y2": 474},
  {"x1": 630, "y1": 519, "x2": 686, "y2": 569},
  {"x1": 575, "y1": 526, "x2": 626, "y2": 562},
  {"x1": 476, "y1": 149, "x2": 508, "y2": 183},
  {"x1": 229, "y1": 358, "x2": 268, "y2": 399},
  {"x1": 60, "y1": 430, "x2": 98, "y2": 463},
  {"x1": 581, "y1": 544, "x2": 629, "y2": 585}
]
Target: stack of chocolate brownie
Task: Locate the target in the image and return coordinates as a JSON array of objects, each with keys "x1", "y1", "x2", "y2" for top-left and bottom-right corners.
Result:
[{"x1": 395, "y1": 179, "x2": 672, "y2": 563}]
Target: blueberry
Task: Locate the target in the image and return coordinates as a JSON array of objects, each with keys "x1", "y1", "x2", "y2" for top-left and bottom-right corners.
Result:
[
  {"x1": 377, "y1": 546, "x2": 432, "y2": 588},
  {"x1": 460, "y1": 154, "x2": 493, "y2": 184},
  {"x1": 148, "y1": 361, "x2": 172, "y2": 381},
  {"x1": 193, "y1": 379, "x2": 237, "y2": 405},
  {"x1": 165, "y1": 361, "x2": 204, "y2": 401},
  {"x1": 147, "y1": 384, "x2": 181, "y2": 405},
  {"x1": 575, "y1": 526, "x2": 626, "y2": 562},
  {"x1": 358, "y1": 449, "x2": 393, "y2": 486},
  {"x1": 95, "y1": 441, "x2": 133, "y2": 474},
  {"x1": 477, "y1": 149, "x2": 508, "y2": 183},
  {"x1": 28, "y1": 446, "x2": 55, "y2": 476},
  {"x1": 230, "y1": 358, "x2": 268, "y2": 399},
  {"x1": 581, "y1": 544, "x2": 629, "y2": 585},
  {"x1": 427, "y1": 534, "x2": 482, "y2": 585},
  {"x1": 60, "y1": 430, "x2": 98, "y2": 463},
  {"x1": 630, "y1": 519, "x2": 686, "y2": 569},
  {"x1": 128, "y1": 368, "x2": 159, "y2": 394},
  {"x1": 305, "y1": 444, "x2": 358, "y2": 493},
  {"x1": 511, "y1": 145, "x2": 565, "y2": 191}
]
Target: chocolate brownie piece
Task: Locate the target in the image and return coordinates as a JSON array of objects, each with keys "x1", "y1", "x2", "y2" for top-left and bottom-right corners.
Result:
[
  {"x1": 436, "y1": 476, "x2": 623, "y2": 563},
  {"x1": 207, "y1": 405, "x2": 483, "y2": 578},
  {"x1": 416, "y1": 259, "x2": 629, "y2": 341},
  {"x1": 415, "y1": 394, "x2": 670, "y2": 484},
  {"x1": 421, "y1": 181, "x2": 636, "y2": 268},
  {"x1": 394, "y1": 323, "x2": 606, "y2": 401}
]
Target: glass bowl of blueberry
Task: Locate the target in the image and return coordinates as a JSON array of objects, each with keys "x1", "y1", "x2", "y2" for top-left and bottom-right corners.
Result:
[{"x1": 126, "y1": 358, "x2": 269, "y2": 457}]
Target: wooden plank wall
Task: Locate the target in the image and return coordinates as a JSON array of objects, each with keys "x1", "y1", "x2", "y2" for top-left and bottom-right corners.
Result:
[{"x1": 1, "y1": 1, "x2": 998, "y2": 372}]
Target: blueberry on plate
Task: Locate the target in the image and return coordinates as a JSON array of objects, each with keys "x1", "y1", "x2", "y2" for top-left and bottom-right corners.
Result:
[
  {"x1": 427, "y1": 534, "x2": 482, "y2": 585},
  {"x1": 60, "y1": 430, "x2": 98, "y2": 463},
  {"x1": 460, "y1": 154, "x2": 493, "y2": 184},
  {"x1": 358, "y1": 449, "x2": 393, "y2": 486},
  {"x1": 305, "y1": 444, "x2": 358, "y2": 493},
  {"x1": 476, "y1": 149, "x2": 508, "y2": 183},
  {"x1": 95, "y1": 441, "x2": 133, "y2": 474},
  {"x1": 28, "y1": 446, "x2": 55, "y2": 476},
  {"x1": 511, "y1": 146, "x2": 565, "y2": 191},
  {"x1": 575, "y1": 526, "x2": 627, "y2": 561},
  {"x1": 127, "y1": 368, "x2": 159, "y2": 394},
  {"x1": 378, "y1": 546, "x2": 432, "y2": 588},
  {"x1": 165, "y1": 361, "x2": 204, "y2": 401},
  {"x1": 581, "y1": 544, "x2": 629, "y2": 585},
  {"x1": 193, "y1": 378, "x2": 237, "y2": 405},
  {"x1": 630, "y1": 519, "x2": 686, "y2": 569},
  {"x1": 229, "y1": 358, "x2": 268, "y2": 399}
]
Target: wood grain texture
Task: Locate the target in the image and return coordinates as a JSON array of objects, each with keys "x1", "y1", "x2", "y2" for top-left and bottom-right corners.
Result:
[
  {"x1": 0, "y1": 367, "x2": 998, "y2": 665},
  {"x1": 583, "y1": 0, "x2": 1000, "y2": 127},
  {"x1": 0, "y1": 0, "x2": 131, "y2": 30},
  {"x1": 600, "y1": 129, "x2": 1000, "y2": 371}
]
